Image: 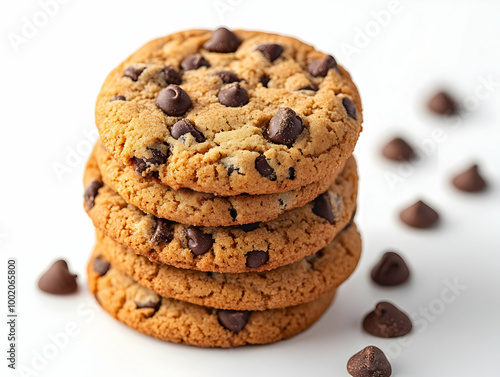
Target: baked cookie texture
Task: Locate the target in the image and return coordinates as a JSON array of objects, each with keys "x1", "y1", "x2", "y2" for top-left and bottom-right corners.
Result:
[{"x1": 95, "y1": 29, "x2": 362, "y2": 196}]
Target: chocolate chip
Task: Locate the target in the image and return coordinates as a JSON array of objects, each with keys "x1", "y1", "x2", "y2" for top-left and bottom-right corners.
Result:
[
  {"x1": 347, "y1": 346, "x2": 392, "y2": 377},
  {"x1": 84, "y1": 179, "x2": 103, "y2": 210},
  {"x1": 156, "y1": 85, "x2": 192, "y2": 116},
  {"x1": 363, "y1": 302, "x2": 412, "y2": 338},
  {"x1": 164, "y1": 65, "x2": 182, "y2": 85},
  {"x1": 452, "y1": 164, "x2": 487, "y2": 192},
  {"x1": 308, "y1": 55, "x2": 337, "y2": 77},
  {"x1": 171, "y1": 119, "x2": 206, "y2": 142},
  {"x1": 298, "y1": 85, "x2": 317, "y2": 92},
  {"x1": 110, "y1": 95, "x2": 126, "y2": 102},
  {"x1": 256, "y1": 43, "x2": 283, "y2": 62},
  {"x1": 428, "y1": 91, "x2": 459, "y2": 115},
  {"x1": 260, "y1": 75, "x2": 270, "y2": 88},
  {"x1": 255, "y1": 154, "x2": 276, "y2": 181},
  {"x1": 151, "y1": 218, "x2": 174, "y2": 244},
  {"x1": 93, "y1": 257, "x2": 110, "y2": 277},
  {"x1": 312, "y1": 192, "x2": 334, "y2": 224},
  {"x1": 145, "y1": 148, "x2": 168, "y2": 165},
  {"x1": 213, "y1": 71, "x2": 240, "y2": 83},
  {"x1": 288, "y1": 167, "x2": 296, "y2": 180},
  {"x1": 342, "y1": 97, "x2": 357, "y2": 119},
  {"x1": 245, "y1": 250, "x2": 269, "y2": 268},
  {"x1": 371, "y1": 252, "x2": 410, "y2": 286},
  {"x1": 181, "y1": 54, "x2": 210, "y2": 71},
  {"x1": 399, "y1": 200, "x2": 439, "y2": 229},
  {"x1": 229, "y1": 208, "x2": 237, "y2": 221},
  {"x1": 218, "y1": 83, "x2": 249, "y2": 107},
  {"x1": 267, "y1": 108, "x2": 304, "y2": 147},
  {"x1": 123, "y1": 66, "x2": 145, "y2": 81},
  {"x1": 135, "y1": 299, "x2": 161, "y2": 311},
  {"x1": 382, "y1": 137, "x2": 415, "y2": 162},
  {"x1": 238, "y1": 222, "x2": 260, "y2": 232},
  {"x1": 133, "y1": 158, "x2": 151, "y2": 177},
  {"x1": 184, "y1": 228, "x2": 214, "y2": 256},
  {"x1": 217, "y1": 310, "x2": 251, "y2": 332},
  {"x1": 203, "y1": 27, "x2": 240, "y2": 53},
  {"x1": 227, "y1": 165, "x2": 238, "y2": 175},
  {"x1": 38, "y1": 260, "x2": 77, "y2": 295}
]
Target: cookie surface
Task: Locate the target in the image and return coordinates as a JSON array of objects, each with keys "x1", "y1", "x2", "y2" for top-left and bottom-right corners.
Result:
[
  {"x1": 94, "y1": 141, "x2": 347, "y2": 226},
  {"x1": 88, "y1": 262, "x2": 335, "y2": 348},
  {"x1": 95, "y1": 29, "x2": 362, "y2": 196},
  {"x1": 84, "y1": 152, "x2": 358, "y2": 273},
  {"x1": 92, "y1": 223, "x2": 360, "y2": 310}
]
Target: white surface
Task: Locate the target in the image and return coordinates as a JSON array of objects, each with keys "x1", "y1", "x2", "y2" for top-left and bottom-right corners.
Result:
[{"x1": 2, "y1": 0, "x2": 500, "y2": 376}]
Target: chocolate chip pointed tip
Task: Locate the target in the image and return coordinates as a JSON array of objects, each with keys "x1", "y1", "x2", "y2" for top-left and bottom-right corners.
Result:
[
  {"x1": 123, "y1": 66, "x2": 145, "y2": 81},
  {"x1": 181, "y1": 54, "x2": 210, "y2": 71},
  {"x1": 382, "y1": 137, "x2": 415, "y2": 162},
  {"x1": 399, "y1": 200, "x2": 439, "y2": 229},
  {"x1": 171, "y1": 119, "x2": 206, "y2": 143},
  {"x1": 38, "y1": 260, "x2": 78, "y2": 295},
  {"x1": 218, "y1": 83, "x2": 249, "y2": 107},
  {"x1": 371, "y1": 252, "x2": 410, "y2": 286},
  {"x1": 204, "y1": 27, "x2": 240, "y2": 53},
  {"x1": 363, "y1": 301, "x2": 412, "y2": 338},
  {"x1": 452, "y1": 164, "x2": 487, "y2": 192},
  {"x1": 156, "y1": 85, "x2": 191, "y2": 116},
  {"x1": 218, "y1": 310, "x2": 251, "y2": 332},
  {"x1": 308, "y1": 55, "x2": 337, "y2": 77},
  {"x1": 428, "y1": 90, "x2": 459, "y2": 115},
  {"x1": 347, "y1": 346, "x2": 392, "y2": 377},
  {"x1": 256, "y1": 43, "x2": 283, "y2": 62}
]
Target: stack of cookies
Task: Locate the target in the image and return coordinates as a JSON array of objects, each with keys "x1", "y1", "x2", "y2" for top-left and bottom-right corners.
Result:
[{"x1": 83, "y1": 28, "x2": 363, "y2": 347}]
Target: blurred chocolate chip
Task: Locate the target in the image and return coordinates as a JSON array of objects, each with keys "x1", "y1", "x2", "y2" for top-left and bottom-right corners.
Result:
[
  {"x1": 204, "y1": 27, "x2": 240, "y2": 53},
  {"x1": 268, "y1": 108, "x2": 303, "y2": 147},
  {"x1": 347, "y1": 346, "x2": 392, "y2": 377},
  {"x1": 123, "y1": 66, "x2": 145, "y2": 81},
  {"x1": 164, "y1": 65, "x2": 182, "y2": 85},
  {"x1": 298, "y1": 85, "x2": 317, "y2": 92},
  {"x1": 156, "y1": 85, "x2": 192, "y2": 116},
  {"x1": 135, "y1": 299, "x2": 161, "y2": 312},
  {"x1": 133, "y1": 158, "x2": 151, "y2": 177},
  {"x1": 399, "y1": 200, "x2": 439, "y2": 229},
  {"x1": 363, "y1": 302, "x2": 412, "y2": 338},
  {"x1": 93, "y1": 257, "x2": 111, "y2": 277},
  {"x1": 255, "y1": 154, "x2": 276, "y2": 181},
  {"x1": 312, "y1": 192, "x2": 334, "y2": 224},
  {"x1": 308, "y1": 55, "x2": 337, "y2": 77},
  {"x1": 218, "y1": 310, "x2": 250, "y2": 332},
  {"x1": 181, "y1": 54, "x2": 210, "y2": 71},
  {"x1": 382, "y1": 137, "x2": 415, "y2": 162},
  {"x1": 428, "y1": 91, "x2": 459, "y2": 115},
  {"x1": 246, "y1": 250, "x2": 269, "y2": 268},
  {"x1": 288, "y1": 167, "x2": 296, "y2": 180},
  {"x1": 260, "y1": 75, "x2": 270, "y2": 88},
  {"x1": 452, "y1": 164, "x2": 487, "y2": 192},
  {"x1": 145, "y1": 148, "x2": 168, "y2": 165},
  {"x1": 371, "y1": 252, "x2": 410, "y2": 286},
  {"x1": 184, "y1": 228, "x2": 214, "y2": 256},
  {"x1": 171, "y1": 119, "x2": 206, "y2": 142},
  {"x1": 218, "y1": 83, "x2": 249, "y2": 107},
  {"x1": 256, "y1": 43, "x2": 283, "y2": 62},
  {"x1": 84, "y1": 179, "x2": 103, "y2": 210},
  {"x1": 110, "y1": 95, "x2": 126, "y2": 102},
  {"x1": 238, "y1": 222, "x2": 260, "y2": 232},
  {"x1": 342, "y1": 97, "x2": 357, "y2": 119},
  {"x1": 38, "y1": 260, "x2": 77, "y2": 295},
  {"x1": 213, "y1": 71, "x2": 240, "y2": 84},
  {"x1": 151, "y1": 218, "x2": 174, "y2": 244}
]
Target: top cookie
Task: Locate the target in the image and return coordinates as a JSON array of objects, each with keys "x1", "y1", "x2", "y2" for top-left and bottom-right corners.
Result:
[{"x1": 96, "y1": 28, "x2": 362, "y2": 196}]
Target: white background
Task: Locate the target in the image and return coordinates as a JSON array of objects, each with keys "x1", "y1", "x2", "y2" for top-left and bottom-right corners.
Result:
[{"x1": 1, "y1": 0, "x2": 500, "y2": 376}]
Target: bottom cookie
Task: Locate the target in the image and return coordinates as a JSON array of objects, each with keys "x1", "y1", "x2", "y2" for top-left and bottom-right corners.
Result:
[{"x1": 88, "y1": 261, "x2": 336, "y2": 348}]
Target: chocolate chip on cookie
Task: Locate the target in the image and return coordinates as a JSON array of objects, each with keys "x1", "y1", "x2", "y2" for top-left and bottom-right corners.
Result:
[
  {"x1": 452, "y1": 164, "x2": 487, "y2": 192},
  {"x1": 254, "y1": 154, "x2": 276, "y2": 181},
  {"x1": 371, "y1": 252, "x2": 410, "y2": 286},
  {"x1": 312, "y1": 192, "x2": 335, "y2": 224},
  {"x1": 145, "y1": 148, "x2": 168, "y2": 165},
  {"x1": 308, "y1": 55, "x2": 337, "y2": 77},
  {"x1": 212, "y1": 71, "x2": 240, "y2": 84},
  {"x1": 399, "y1": 200, "x2": 439, "y2": 229},
  {"x1": 217, "y1": 310, "x2": 251, "y2": 332},
  {"x1": 84, "y1": 179, "x2": 103, "y2": 210},
  {"x1": 267, "y1": 108, "x2": 304, "y2": 147},
  {"x1": 256, "y1": 43, "x2": 283, "y2": 62},
  {"x1": 171, "y1": 119, "x2": 206, "y2": 142},
  {"x1": 363, "y1": 302, "x2": 412, "y2": 338},
  {"x1": 110, "y1": 95, "x2": 126, "y2": 102},
  {"x1": 151, "y1": 218, "x2": 174, "y2": 244},
  {"x1": 163, "y1": 65, "x2": 182, "y2": 85},
  {"x1": 93, "y1": 257, "x2": 111, "y2": 277},
  {"x1": 342, "y1": 97, "x2": 358, "y2": 119},
  {"x1": 218, "y1": 82, "x2": 249, "y2": 107},
  {"x1": 260, "y1": 74, "x2": 270, "y2": 87},
  {"x1": 347, "y1": 346, "x2": 392, "y2": 377},
  {"x1": 203, "y1": 27, "x2": 240, "y2": 53},
  {"x1": 181, "y1": 54, "x2": 210, "y2": 71},
  {"x1": 238, "y1": 222, "x2": 260, "y2": 232},
  {"x1": 134, "y1": 288, "x2": 161, "y2": 315},
  {"x1": 123, "y1": 66, "x2": 145, "y2": 81},
  {"x1": 245, "y1": 250, "x2": 269, "y2": 268},
  {"x1": 428, "y1": 90, "x2": 459, "y2": 115},
  {"x1": 382, "y1": 137, "x2": 415, "y2": 162},
  {"x1": 156, "y1": 84, "x2": 192, "y2": 116},
  {"x1": 184, "y1": 228, "x2": 214, "y2": 256},
  {"x1": 288, "y1": 167, "x2": 296, "y2": 180},
  {"x1": 38, "y1": 260, "x2": 78, "y2": 295}
]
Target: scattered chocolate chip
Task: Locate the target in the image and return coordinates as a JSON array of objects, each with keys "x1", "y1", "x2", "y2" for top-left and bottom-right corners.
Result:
[
  {"x1": 171, "y1": 119, "x2": 205, "y2": 142},
  {"x1": 218, "y1": 310, "x2": 251, "y2": 332},
  {"x1": 371, "y1": 252, "x2": 410, "y2": 286},
  {"x1": 308, "y1": 55, "x2": 337, "y2": 77},
  {"x1": 382, "y1": 137, "x2": 415, "y2": 162},
  {"x1": 363, "y1": 302, "x2": 412, "y2": 338},
  {"x1": 246, "y1": 250, "x2": 269, "y2": 268},
  {"x1": 145, "y1": 148, "x2": 168, "y2": 165},
  {"x1": 93, "y1": 257, "x2": 111, "y2": 277},
  {"x1": 213, "y1": 71, "x2": 240, "y2": 84},
  {"x1": 184, "y1": 228, "x2": 214, "y2": 256},
  {"x1": 229, "y1": 208, "x2": 237, "y2": 221},
  {"x1": 452, "y1": 164, "x2": 487, "y2": 192},
  {"x1": 399, "y1": 200, "x2": 439, "y2": 229},
  {"x1": 347, "y1": 346, "x2": 392, "y2": 377},
  {"x1": 288, "y1": 167, "x2": 296, "y2": 180},
  {"x1": 181, "y1": 54, "x2": 210, "y2": 71},
  {"x1": 267, "y1": 108, "x2": 304, "y2": 147},
  {"x1": 156, "y1": 84, "x2": 192, "y2": 116},
  {"x1": 238, "y1": 222, "x2": 260, "y2": 232},
  {"x1": 260, "y1": 75, "x2": 270, "y2": 88},
  {"x1": 123, "y1": 66, "x2": 145, "y2": 81},
  {"x1": 204, "y1": 27, "x2": 240, "y2": 53},
  {"x1": 218, "y1": 83, "x2": 249, "y2": 107},
  {"x1": 164, "y1": 65, "x2": 182, "y2": 85},
  {"x1": 342, "y1": 97, "x2": 357, "y2": 119},
  {"x1": 151, "y1": 218, "x2": 174, "y2": 244},
  {"x1": 256, "y1": 43, "x2": 283, "y2": 62},
  {"x1": 38, "y1": 260, "x2": 77, "y2": 295},
  {"x1": 255, "y1": 154, "x2": 276, "y2": 181},
  {"x1": 312, "y1": 192, "x2": 334, "y2": 224},
  {"x1": 428, "y1": 91, "x2": 459, "y2": 115},
  {"x1": 110, "y1": 95, "x2": 126, "y2": 102},
  {"x1": 84, "y1": 179, "x2": 103, "y2": 210}
]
